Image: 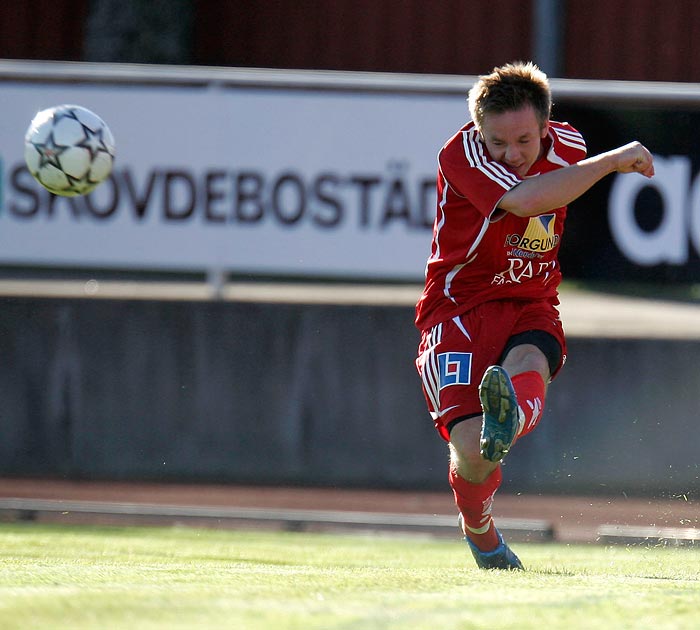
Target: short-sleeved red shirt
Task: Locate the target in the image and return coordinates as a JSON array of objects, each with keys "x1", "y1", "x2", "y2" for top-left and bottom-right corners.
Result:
[{"x1": 415, "y1": 120, "x2": 587, "y2": 331}]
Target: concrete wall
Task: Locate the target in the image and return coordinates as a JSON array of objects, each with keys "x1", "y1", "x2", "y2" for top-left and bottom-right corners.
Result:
[{"x1": 0, "y1": 295, "x2": 697, "y2": 497}]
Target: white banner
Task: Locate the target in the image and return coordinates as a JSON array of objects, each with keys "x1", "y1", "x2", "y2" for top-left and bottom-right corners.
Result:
[{"x1": 0, "y1": 69, "x2": 469, "y2": 280}]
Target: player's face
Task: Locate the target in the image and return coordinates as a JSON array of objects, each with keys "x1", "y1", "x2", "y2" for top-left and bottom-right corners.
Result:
[{"x1": 479, "y1": 105, "x2": 549, "y2": 177}]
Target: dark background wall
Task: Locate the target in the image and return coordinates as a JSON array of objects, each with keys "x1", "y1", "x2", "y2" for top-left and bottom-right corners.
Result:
[
  {"x1": 192, "y1": 1, "x2": 531, "y2": 76},
  {"x1": 0, "y1": 296, "x2": 697, "y2": 498},
  {"x1": 2, "y1": 0, "x2": 700, "y2": 82}
]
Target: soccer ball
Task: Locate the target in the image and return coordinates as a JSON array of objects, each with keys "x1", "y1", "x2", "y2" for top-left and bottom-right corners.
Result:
[{"x1": 24, "y1": 104, "x2": 115, "y2": 197}]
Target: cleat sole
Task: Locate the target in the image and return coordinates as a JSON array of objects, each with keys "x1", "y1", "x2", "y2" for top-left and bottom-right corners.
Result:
[{"x1": 478, "y1": 366, "x2": 519, "y2": 463}]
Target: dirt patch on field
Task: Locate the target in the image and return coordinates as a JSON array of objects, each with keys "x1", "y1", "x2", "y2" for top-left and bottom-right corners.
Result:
[{"x1": 0, "y1": 478, "x2": 698, "y2": 544}]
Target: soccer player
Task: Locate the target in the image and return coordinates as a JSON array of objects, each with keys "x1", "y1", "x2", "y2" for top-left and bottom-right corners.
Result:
[{"x1": 414, "y1": 61, "x2": 654, "y2": 570}]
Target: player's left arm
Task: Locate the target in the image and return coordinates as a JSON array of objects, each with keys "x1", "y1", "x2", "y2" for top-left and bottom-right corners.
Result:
[{"x1": 497, "y1": 141, "x2": 654, "y2": 217}]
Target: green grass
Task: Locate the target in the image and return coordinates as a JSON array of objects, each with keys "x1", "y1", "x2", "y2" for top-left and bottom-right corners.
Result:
[{"x1": 0, "y1": 523, "x2": 699, "y2": 629}]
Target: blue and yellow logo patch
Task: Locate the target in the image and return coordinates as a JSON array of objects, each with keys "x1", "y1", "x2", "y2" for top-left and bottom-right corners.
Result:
[{"x1": 506, "y1": 214, "x2": 559, "y2": 252}]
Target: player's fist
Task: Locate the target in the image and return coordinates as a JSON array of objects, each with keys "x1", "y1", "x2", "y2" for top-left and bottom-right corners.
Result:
[{"x1": 615, "y1": 141, "x2": 654, "y2": 178}]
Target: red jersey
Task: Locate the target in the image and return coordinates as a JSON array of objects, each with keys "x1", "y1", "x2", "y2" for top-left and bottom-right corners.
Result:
[{"x1": 415, "y1": 120, "x2": 587, "y2": 331}]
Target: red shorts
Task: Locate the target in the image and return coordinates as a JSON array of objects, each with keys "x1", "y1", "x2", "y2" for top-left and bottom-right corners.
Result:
[{"x1": 415, "y1": 299, "x2": 566, "y2": 442}]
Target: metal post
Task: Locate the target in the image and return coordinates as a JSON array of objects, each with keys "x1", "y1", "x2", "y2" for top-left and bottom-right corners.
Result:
[{"x1": 533, "y1": 0, "x2": 566, "y2": 78}]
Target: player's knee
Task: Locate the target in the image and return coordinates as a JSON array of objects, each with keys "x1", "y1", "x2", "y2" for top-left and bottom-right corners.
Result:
[
  {"x1": 449, "y1": 442, "x2": 497, "y2": 484},
  {"x1": 502, "y1": 343, "x2": 550, "y2": 382}
]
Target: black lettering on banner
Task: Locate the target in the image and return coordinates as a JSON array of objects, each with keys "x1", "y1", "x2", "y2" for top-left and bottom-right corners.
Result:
[
  {"x1": 272, "y1": 172, "x2": 304, "y2": 225},
  {"x1": 164, "y1": 170, "x2": 195, "y2": 220},
  {"x1": 122, "y1": 169, "x2": 157, "y2": 220},
  {"x1": 204, "y1": 170, "x2": 227, "y2": 223},
  {"x1": 83, "y1": 174, "x2": 119, "y2": 219},
  {"x1": 312, "y1": 173, "x2": 343, "y2": 228},
  {"x1": 419, "y1": 177, "x2": 436, "y2": 229},
  {"x1": 234, "y1": 171, "x2": 264, "y2": 223},
  {"x1": 47, "y1": 191, "x2": 82, "y2": 220},
  {"x1": 8, "y1": 165, "x2": 40, "y2": 218},
  {"x1": 381, "y1": 176, "x2": 411, "y2": 227},
  {"x1": 350, "y1": 175, "x2": 380, "y2": 228},
  {"x1": 6, "y1": 163, "x2": 438, "y2": 240}
]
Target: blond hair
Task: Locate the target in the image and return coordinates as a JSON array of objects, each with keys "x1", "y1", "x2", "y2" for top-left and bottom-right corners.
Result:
[{"x1": 468, "y1": 61, "x2": 552, "y2": 130}]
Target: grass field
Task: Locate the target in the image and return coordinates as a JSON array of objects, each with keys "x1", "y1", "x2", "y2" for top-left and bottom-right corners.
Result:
[{"x1": 1, "y1": 523, "x2": 699, "y2": 629}]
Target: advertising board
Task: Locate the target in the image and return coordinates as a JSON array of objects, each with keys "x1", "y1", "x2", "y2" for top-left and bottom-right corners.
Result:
[
  {"x1": 2, "y1": 63, "x2": 700, "y2": 283},
  {"x1": 0, "y1": 67, "x2": 466, "y2": 280}
]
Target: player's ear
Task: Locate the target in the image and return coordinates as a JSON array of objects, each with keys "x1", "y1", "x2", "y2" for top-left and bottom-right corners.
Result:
[{"x1": 540, "y1": 120, "x2": 550, "y2": 138}]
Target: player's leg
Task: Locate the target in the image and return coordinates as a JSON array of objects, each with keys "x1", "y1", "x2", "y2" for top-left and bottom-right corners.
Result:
[
  {"x1": 448, "y1": 421, "x2": 523, "y2": 569},
  {"x1": 478, "y1": 343, "x2": 549, "y2": 462},
  {"x1": 480, "y1": 310, "x2": 565, "y2": 462},
  {"x1": 448, "y1": 418, "x2": 502, "y2": 545},
  {"x1": 502, "y1": 341, "x2": 551, "y2": 441},
  {"x1": 446, "y1": 316, "x2": 562, "y2": 567},
  {"x1": 449, "y1": 334, "x2": 558, "y2": 568},
  {"x1": 416, "y1": 304, "x2": 523, "y2": 569}
]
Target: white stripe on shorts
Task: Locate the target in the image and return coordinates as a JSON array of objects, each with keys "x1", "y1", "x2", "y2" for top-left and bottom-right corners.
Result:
[{"x1": 420, "y1": 322, "x2": 442, "y2": 417}]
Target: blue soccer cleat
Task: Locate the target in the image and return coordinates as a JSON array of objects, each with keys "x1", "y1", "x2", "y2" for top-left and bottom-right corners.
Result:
[
  {"x1": 478, "y1": 365, "x2": 519, "y2": 463},
  {"x1": 463, "y1": 524, "x2": 524, "y2": 571}
]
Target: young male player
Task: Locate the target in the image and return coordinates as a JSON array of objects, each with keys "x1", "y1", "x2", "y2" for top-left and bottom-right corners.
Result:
[{"x1": 415, "y1": 61, "x2": 654, "y2": 570}]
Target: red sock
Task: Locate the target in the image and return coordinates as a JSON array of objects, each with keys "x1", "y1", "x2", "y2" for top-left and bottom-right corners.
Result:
[
  {"x1": 511, "y1": 370, "x2": 546, "y2": 443},
  {"x1": 449, "y1": 465, "x2": 502, "y2": 551}
]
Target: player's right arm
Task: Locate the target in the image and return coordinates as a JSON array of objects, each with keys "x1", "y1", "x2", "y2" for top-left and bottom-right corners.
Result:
[{"x1": 497, "y1": 141, "x2": 655, "y2": 218}]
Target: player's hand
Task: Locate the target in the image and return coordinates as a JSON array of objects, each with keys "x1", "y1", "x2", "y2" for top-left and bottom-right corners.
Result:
[{"x1": 613, "y1": 141, "x2": 655, "y2": 178}]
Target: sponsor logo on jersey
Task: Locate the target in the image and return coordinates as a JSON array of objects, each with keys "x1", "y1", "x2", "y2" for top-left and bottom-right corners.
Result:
[
  {"x1": 505, "y1": 214, "x2": 559, "y2": 253},
  {"x1": 491, "y1": 258, "x2": 557, "y2": 285},
  {"x1": 437, "y1": 352, "x2": 472, "y2": 388}
]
